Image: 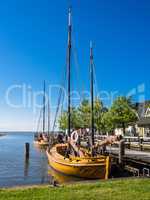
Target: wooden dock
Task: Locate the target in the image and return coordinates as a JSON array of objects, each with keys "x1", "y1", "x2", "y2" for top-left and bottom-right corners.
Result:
[{"x1": 107, "y1": 146, "x2": 150, "y2": 167}]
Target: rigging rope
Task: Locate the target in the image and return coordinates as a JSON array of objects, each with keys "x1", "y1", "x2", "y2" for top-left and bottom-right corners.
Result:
[
  {"x1": 71, "y1": 15, "x2": 85, "y2": 104},
  {"x1": 47, "y1": 98, "x2": 51, "y2": 134},
  {"x1": 36, "y1": 107, "x2": 43, "y2": 134},
  {"x1": 52, "y1": 67, "x2": 67, "y2": 132},
  {"x1": 93, "y1": 60, "x2": 99, "y2": 99}
]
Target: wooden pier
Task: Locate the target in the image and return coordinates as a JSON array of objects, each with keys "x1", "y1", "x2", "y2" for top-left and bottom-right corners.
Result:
[
  {"x1": 83, "y1": 135, "x2": 150, "y2": 176},
  {"x1": 106, "y1": 145, "x2": 150, "y2": 177},
  {"x1": 107, "y1": 146, "x2": 150, "y2": 166}
]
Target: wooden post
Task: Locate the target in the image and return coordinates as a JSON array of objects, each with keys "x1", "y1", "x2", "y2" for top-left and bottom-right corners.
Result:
[
  {"x1": 140, "y1": 138, "x2": 143, "y2": 151},
  {"x1": 128, "y1": 138, "x2": 131, "y2": 149},
  {"x1": 25, "y1": 143, "x2": 30, "y2": 159},
  {"x1": 105, "y1": 156, "x2": 110, "y2": 179},
  {"x1": 102, "y1": 145, "x2": 106, "y2": 154},
  {"x1": 119, "y1": 139, "x2": 125, "y2": 164}
]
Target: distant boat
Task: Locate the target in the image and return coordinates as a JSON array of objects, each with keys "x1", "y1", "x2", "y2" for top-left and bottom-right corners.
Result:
[
  {"x1": 34, "y1": 81, "x2": 49, "y2": 147},
  {"x1": 46, "y1": 8, "x2": 110, "y2": 179}
]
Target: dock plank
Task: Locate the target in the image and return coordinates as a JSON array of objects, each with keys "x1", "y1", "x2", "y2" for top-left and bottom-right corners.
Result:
[{"x1": 107, "y1": 146, "x2": 150, "y2": 164}]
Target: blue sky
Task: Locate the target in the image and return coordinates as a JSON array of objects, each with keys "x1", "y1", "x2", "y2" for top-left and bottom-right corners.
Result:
[{"x1": 0, "y1": 0, "x2": 150, "y2": 131}]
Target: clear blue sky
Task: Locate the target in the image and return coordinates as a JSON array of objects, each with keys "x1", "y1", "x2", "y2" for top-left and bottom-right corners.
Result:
[{"x1": 0, "y1": 0, "x2": 150, "y2": 131}]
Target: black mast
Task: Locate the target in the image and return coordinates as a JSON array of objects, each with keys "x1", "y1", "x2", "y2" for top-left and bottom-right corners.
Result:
[
  {"x1": 67, "y1": 8, "x2": 72, "y2": 137},
  {"x1": 90, "y1": 41, "x2": 94, "y2": 146},
  {"x1": 43, "y1": 80, "x2": 46, "y2": 134}
]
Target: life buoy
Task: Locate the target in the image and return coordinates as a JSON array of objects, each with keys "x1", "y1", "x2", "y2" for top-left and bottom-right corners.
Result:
[{"x1": 71, "y1": 131, "x2": 79, "y2": 143}]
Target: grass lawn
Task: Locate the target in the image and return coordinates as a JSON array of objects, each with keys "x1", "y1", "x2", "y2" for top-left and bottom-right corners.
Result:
[{"x1": 0, "y1": 178, "x2": 150, "y2": 200}]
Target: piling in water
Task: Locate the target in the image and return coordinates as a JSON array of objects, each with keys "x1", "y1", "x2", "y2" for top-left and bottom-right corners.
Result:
[{"x1": 25, "y1": 143, "x2": 30, "y2": 159}]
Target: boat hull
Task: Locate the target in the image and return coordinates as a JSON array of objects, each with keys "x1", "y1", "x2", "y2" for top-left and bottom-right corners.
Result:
[
  {"x1": 34, "y1": 140, "x2": 48, "y2": 147},
  {"x1": 46, "y1": 144, "x2": 110, "y2": 179}
]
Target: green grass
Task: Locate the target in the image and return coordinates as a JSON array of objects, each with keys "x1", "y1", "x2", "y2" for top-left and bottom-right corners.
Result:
[{"x1": 0, "y1": 178, "x2": 150, "y2": 200}]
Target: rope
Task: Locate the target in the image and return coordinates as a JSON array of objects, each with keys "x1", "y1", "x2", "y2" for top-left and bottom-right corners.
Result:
[
  {"x1": 52, "y1": 67, "x2": 67, "y2": 132},
  {"x1": 51, "y1": 33, "x2": 69, "y2": 132},
  {"x1": 71, "y1": 16, "x2": 85, "y2": 104},
  {"x1": 36, "y1": 107, "x2": 43, "y2": 134},
  {"x1": 93, "y1": 60, "x2": 99, "y2": 99},
  {"x1": 47, "y1": 98, "x2": 51, "y2": 135}
]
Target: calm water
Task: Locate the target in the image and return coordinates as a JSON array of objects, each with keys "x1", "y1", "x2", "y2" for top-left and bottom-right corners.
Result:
[
  {"x1": 0, "y1": 132, "x2": 50, "y2": 187},
  {"x1": 0, "y1": 133, "x2": 133, "y2": 187},
  {"x1": 0, "y1": 132, "x2": 82, "y2": 187}
]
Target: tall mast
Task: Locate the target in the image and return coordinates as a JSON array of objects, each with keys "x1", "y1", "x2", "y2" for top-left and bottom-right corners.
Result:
[
  {"x1": 43, "y1": 80, "x2": 46, "y2": 134},
  {"x1": 48, "y1": 99, "x2": 50, "y2": 136},
  {"x1": 67, "y1": 8, "x2": 72, "y2": 137},
  {"x1": 90, "y1": 41, "x2": 94, "y2": 146}
]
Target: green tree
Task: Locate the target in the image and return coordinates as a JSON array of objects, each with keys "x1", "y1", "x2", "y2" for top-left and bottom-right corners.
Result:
[
  {"x1": 94, "y1": 98, "x2": 107, "y2": 133},
  {"x1": 102, "y1": 111, "x2": 115, "y2": 134},
  {"x1": 58, "y1": 111, "x2": 67, "y2": 131},
  {"x1": 58, "y1": 98, "x2": 108, "y2": 133},
  {"x1": 58, "y1": 107, "x2": 81, "y2": 131},
  {"x1": 70, "y1": 107, "x2": 81, "y2": 129},
  {"x1": 78, "y1": 99, "x2": 91, "y2": 128},
  {"x1": 108, "y1": 96, "x2": 138, "y2": 135}
]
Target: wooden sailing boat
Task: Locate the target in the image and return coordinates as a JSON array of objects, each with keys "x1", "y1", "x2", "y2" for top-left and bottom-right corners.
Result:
[
  {"x1": 46, "y1": 8, "x2": 110, "y2": 179},
  {"x1": 34, "y1": 81, "x2": 49, "y2": 147}
]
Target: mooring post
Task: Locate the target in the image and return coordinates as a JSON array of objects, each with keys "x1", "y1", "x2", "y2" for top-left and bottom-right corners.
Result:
[
  {"x1": 140, "y1": 138, "x2": 143, "y2": 151},
  {"x1": 128, "y1": 138, "x2": 131, "y2": 149},
  {"x1": 119, "y1": 139, "x2": 125, "y2": 165},
  {"x1": 25, "y1": 142, "x2": 30, "y2": 159}
]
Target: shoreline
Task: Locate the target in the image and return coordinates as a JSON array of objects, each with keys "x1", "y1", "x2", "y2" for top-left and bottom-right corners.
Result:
[
  {"x1": 0, "y1": 177, "x2": 149, "y2": 190},
  {"x1": 0, "y1": 178, "x2": 149, "y2": 200}
]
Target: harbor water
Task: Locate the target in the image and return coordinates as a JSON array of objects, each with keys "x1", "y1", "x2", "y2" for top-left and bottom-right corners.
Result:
[
  {"x1": 0, "y1": 132, "x2": 135, "y2": 187},
  {"x1": 0, "y1": 132, "x2": 82, "y2": 187},
  {"x1": 0, "y1": 132, "x2": 50, "y2": 187}
]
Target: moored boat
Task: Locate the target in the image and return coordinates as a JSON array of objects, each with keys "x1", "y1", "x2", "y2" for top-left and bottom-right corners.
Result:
[
  {"x1": 34, "y1": 137, "x2": 49, "y2": 147},
  {"x1": 34, "y1": 81, "x2": 50, "y2": 147},
  {"x1": 47, "y1": 143, "x2": 110, "y2": 179},
  {"x1": 46, "y1": 8, "x2": 113, "y2": 179}
]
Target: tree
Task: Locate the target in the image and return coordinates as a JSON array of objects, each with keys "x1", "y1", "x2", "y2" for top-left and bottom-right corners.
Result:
[
  {"x1": 58, "y1": 107, "x2": 81, "y2": 131},
  {"x1": 78, "y1": 98, "x2": 105, "y2": 130},
  {"x1": 78, "y1": 99, "x2": 91, "y2": 128},
  {"x1": 58, "y1": 111, "x2": 67, "y2": 131},
  {"x1": 58, "y1": 98, "x2": 108, "y2": 133},
  {"x1": 70, "y1": 107, "x2": 81, "y2": 129},
  {"x1": 102, "y1": 111, "x2": 115, "y2": 134},
  {"x1": 108, "y1": 96, "x2": 138, "y2": 135},
  {"x1": 94, "y1": 98, "x2": 107, "y2": 133}
]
